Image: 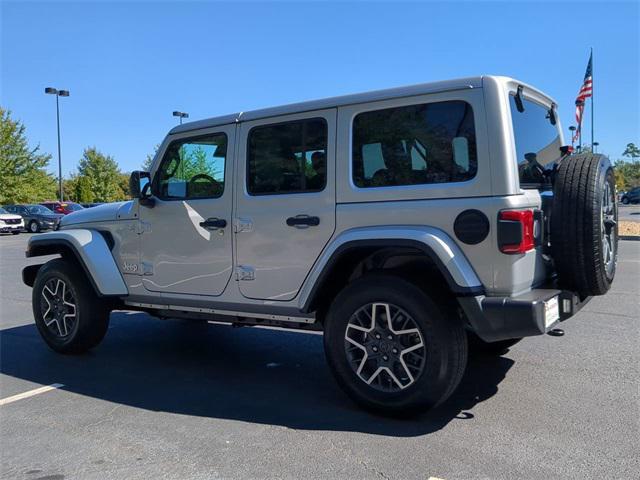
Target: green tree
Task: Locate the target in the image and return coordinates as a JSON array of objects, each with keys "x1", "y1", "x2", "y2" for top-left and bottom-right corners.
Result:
[
  {"x1": 614, "y1": 159, "x2": 640, "y2": 191},
  {"x1": 116, "y1": 172, "x2": 130, "y2": 200},
  {"x1": 77, "y1": 147, "x2": 123, "y2": 202},
  {"x1": 622, "y1": 143, "x2": 640, "y2": 161},
  {"x1": 0, "y1": 107, "x2": 57, "y2": 203},
  {"x1": 72, "y1": 175, "x2": 94, "y2": 203},
  {"x1": 142, "y1": 144, "x2": 159, "y2": 171}
]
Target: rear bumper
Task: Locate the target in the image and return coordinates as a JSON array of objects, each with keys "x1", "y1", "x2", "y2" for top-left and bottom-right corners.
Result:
[{"x1": 459, "y1": 288, "x2": 591, "y2": 342}]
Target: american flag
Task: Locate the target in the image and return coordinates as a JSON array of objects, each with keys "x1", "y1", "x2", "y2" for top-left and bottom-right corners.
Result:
[{"x1": 573, "y1": 52, "x2": 593, "y2": 142}]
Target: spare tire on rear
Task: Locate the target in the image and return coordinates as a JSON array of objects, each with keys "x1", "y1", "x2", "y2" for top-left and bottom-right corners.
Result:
[{"x1": 551, "y1": 153, "x2": 618, "y2": 297}]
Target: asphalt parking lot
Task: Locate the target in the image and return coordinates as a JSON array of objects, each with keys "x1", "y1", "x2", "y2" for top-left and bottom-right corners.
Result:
[
  {"x1": 618, "y1": 203, "x2": 640, "y2": 222},
  {"x1": 0, "y1": 233, "x2": 638, "y2": 480}
]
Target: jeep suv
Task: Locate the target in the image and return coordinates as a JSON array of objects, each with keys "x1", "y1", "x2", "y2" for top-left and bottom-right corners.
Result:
[{"x1": 22, "y1": 76, "x2": 618, "y2": 414}]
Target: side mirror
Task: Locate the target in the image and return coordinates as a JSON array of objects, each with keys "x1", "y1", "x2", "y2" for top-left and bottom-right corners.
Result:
[{"x1": 129, "y1": 171, "x2": 154, "y2": 207}]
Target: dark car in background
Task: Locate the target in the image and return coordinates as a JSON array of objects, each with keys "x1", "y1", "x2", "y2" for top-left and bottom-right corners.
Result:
[
  {"x1": 621, "y1": 187, "x2": 640, "y2": 204},
  {"x1": 4, "y1": 204, "x2": 63, "y2": 232},
  {"x1": 80, "y1": 202, "x2": 104, "y2": 208},
  {"x1": 40, "y1": 201, "x2": 84, "y2": 215}
]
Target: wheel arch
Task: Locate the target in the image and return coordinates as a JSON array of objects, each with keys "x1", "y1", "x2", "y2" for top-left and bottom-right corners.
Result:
[
  {"x1": 25, "y1": 229, "x2": 128, "y2": 297},
  {"x1": 299, "y1": 226, "x2": 484, "y2": 315}
]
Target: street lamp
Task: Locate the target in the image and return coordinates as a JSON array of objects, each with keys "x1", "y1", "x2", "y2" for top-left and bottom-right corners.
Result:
[
  {"x1": 569, "y1": 126, "x2": 576, "y2": 149},
  {"x1": 593, "y1": 142, "x2": 599, "y2": 153},
  {"x1": 45, "y1": 87, "x2": 70, "y2": 202},
  {"x1": 172, "y1": 111, "x2": 189, "y2": 125}
]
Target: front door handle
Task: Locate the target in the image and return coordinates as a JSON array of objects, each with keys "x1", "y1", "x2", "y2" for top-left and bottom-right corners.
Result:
[
  {"x1": 199, "y1": 217, "x2": 227, "y2": 230},
  {"x1": 286, "y1": 215, "x2": 320, "y2": 227}
]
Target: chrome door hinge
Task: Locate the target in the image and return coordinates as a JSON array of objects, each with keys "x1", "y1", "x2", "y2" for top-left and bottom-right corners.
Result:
[
  {"x1": 235, "y1": 265, "x2": 255, "y2": 281},
  {"x1": 234, "y1": 217, "x2": 253, "y2": 233},
  {"x1": 141, "y1": 261, "x2": 154, "y2": 276},
  {"x1": 136, "y1": 220, "x2": 152, "y2": 235}
]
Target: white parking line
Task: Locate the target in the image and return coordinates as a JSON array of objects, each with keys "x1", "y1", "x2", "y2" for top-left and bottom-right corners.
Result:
[{"x1": 0, "y1": 383, "x2": 65, "y2": 406}]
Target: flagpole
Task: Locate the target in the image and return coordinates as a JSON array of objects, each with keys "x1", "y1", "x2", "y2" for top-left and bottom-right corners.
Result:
[{"x1": 590, "y1": 47, "x2": 594, "y2": 150}]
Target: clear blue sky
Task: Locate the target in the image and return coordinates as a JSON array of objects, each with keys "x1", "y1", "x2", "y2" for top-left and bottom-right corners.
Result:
[{"x1": 2, "y1": 0, "x2": 638, "y2": 176}]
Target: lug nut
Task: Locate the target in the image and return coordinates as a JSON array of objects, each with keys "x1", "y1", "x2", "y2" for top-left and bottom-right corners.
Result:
[
  {"x1": 392, "y1": 348, "x2": 398, "y2": 354},
  {"x1": 372, "y1": 346, "x2": 378, "y2": 352},
  {"x1": 387, "y1": 335, "x2": 393, "y2": 340},
  {"x1": 375, "y1": 334, "x2": 381, "y2": 339},
  {"x1": 383, "y1": 355, "x2": 389, "y2": 361}
]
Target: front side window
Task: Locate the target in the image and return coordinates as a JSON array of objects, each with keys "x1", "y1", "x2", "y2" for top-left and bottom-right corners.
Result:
[
  {"x1": 509, "y1": 95, "x2": 561, "y2": 185},
  {"x1": 352, "y1": 100, "x2": 477, "y2": 188},
  {"x1": 247, "y1": 118, "x2": 327, "y2": 195},
  {"x1": 155, "y1": 133, "x2": 227, "y2": 199}
]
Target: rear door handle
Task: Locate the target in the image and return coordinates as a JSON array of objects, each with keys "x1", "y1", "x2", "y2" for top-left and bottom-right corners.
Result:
[
  {"x1": 286, "y1": 215, "x2": 320, "y2": 227},
  {"x1": 199, "y1": 217, "x2": 227, "y2": 230}
]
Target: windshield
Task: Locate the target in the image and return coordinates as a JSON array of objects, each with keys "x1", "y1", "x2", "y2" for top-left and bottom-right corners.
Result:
[
  {"x1": 27, "y1": 205, "x2": 53, "y2": 215},
  {"x1": 0, "y1": 208, "x2": 8, "y2": 214},
  {"x1": 65, "y1": 203, "x2": 84, "y2": 212},
  {"x1": 509, "y1": 95, "x2": 561, "y2": 185}
]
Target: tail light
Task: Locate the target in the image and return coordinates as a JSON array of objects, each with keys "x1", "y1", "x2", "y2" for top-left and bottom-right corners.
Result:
[
  {"x1": 55, "y1": 206, "x2": 64, "y2": 213},
  {"x1": 498, "y1": 209, "x2": 535, "y2": 254}
]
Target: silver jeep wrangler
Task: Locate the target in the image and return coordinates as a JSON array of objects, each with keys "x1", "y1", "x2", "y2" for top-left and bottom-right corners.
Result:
[{"x1": 23, "y1": 76, "x2": 618, "y2": 414}]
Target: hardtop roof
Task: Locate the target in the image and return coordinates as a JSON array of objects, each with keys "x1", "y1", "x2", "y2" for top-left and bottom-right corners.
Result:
[{"x1": 168, "y1": 75, "x2": 553, "y2": 135}]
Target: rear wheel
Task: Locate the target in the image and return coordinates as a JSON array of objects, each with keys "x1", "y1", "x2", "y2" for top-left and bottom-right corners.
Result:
[
  {"x1": 324, "y1": 273, "x2": 467, "y2": 415},
  {"x1": 551, "y1": 153, "x2": 618, "y2": 296},
  {"x1": 32, "y1": 258, "x2": 110, "y2": 354}
]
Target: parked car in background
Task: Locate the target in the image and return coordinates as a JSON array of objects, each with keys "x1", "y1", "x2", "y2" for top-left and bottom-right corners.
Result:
[
  {"x1": 40, "y1": 201, "x2": 84, "y2": 215},
  {"x1": 0, "y1": 207, "x2": 24, "y2": 234},
  {"x1": 80, "y1": 203, "x2": 105, "y2": 209},
  {"x1": 3, "y1": 204, "x2": 63, "y2": 233},
  {"x1": 620, "y1": 187, "x2": 640, "y2": 204}
]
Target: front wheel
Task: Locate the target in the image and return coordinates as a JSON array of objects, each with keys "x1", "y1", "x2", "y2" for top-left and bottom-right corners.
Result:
[
  {"x1": 621, "y1": 197, "x2": 629, "y2": 205},
  {"x1": 29, "y1": 220, "x2": 40, "y2": 233},
  {"x1": 32, "y1": 258, "x2": 110, "y2": 354},
  {"x1": 324, "y1": 273, "x2": 467, "y2": 415},
  {"x1": 12, "y1": 231, "x2": 20, "y2": 235}
]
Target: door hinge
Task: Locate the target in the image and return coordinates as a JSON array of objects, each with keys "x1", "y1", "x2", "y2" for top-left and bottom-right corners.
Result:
[
  {"x1": 235, "y1": 265, "x2": 255, "y2": 281},
  {"x1": 141, "y1": 261, "x2": 154, "y2": 276},
  {"x1": 234, "y1": 217, "x2": 253, "y2": 233},
  {"x1": 136, "y1": 220, "x2": 152, "y2": 235}
]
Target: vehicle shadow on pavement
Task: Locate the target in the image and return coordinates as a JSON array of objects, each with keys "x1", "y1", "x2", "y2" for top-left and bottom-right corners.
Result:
[{"x1": 0, "y1": 312, "x2": 514, "y2": 437}]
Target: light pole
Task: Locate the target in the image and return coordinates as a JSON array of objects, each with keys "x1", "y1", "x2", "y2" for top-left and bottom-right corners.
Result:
[
  {"x1": 569, "y1": 126, "x2": 576, "y2": 149},
  {"x1": 593, "y1": 142, "x2": 599, "y2": 153},
  {"x1": 45, "y1": 87, "x2": 70, "y2": 201},
  {"x1": 173, "y1": 111, "x2": 189, "y2": 125}
]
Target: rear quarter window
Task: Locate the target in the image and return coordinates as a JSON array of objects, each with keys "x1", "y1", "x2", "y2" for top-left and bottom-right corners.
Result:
[{"x1": 352, "y1": 100, "x2": 477, "y2": 188}]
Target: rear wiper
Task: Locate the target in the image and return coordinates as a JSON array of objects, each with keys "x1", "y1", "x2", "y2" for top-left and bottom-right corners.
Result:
[
  {"x1": 514, "y1": 85, "x2": 525, "y2": 112},
  {"x1": 546, "y1": 103, "x2": 557, "y2": 125}
]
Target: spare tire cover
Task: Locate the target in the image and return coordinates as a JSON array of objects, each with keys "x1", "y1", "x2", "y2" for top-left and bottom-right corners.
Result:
[{"x1": 551, "y1": 153, "x2": 618, "y2": 297}]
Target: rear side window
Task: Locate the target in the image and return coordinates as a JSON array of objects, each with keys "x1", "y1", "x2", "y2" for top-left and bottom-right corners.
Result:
[
  {"x1": 247, "y1": 118, "x2": 327, "y2": 195},
  {"x1": 352, "y1": 101, "x2": 477, "y2": 188},
  {"x1": 509, "y1": 95, "x2": 561, "y2": 185}
]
